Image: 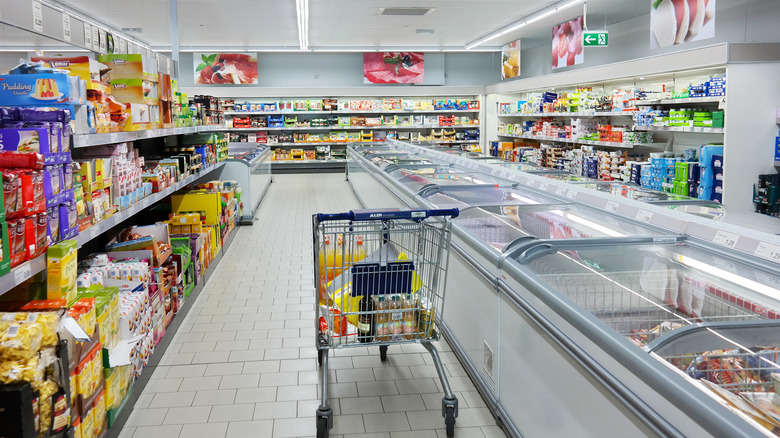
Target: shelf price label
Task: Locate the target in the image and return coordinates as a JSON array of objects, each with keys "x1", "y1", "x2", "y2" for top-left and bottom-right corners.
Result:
[
  {"x1": 755, "y1": 242, "x2": 780, "y2": 262},
  {"x1": 83, "y1": 22, "x2": 91, "y2": 48},
  {"x1": 32, "y1": 1, "x2": 44, "y2": 32},
  {"x1": 713, "y1": 230, "x2": 739, "y2": 249},
  {"x1": 556, "y1": 187, "x2": 567, "y2": 197},
  {"x1": 566, "y1": 189, "x2": 577, "y2": 199},
  {"x1": 92, "y1": 26, "x2": 100, "y2": 51},
  {"x1": 604, "y1": 201, "x2": 619, "y2": 212},
  {"x1": 14, "y1": 264, "x2": 32, "y2": 284},
  {"x1": 635, "y1": 209, "x2": 653, "y2": 223},
  {"x1": 539, "y1": 182, "x2": 549, "y2": 191},
  {"x1": 62, "y1": 14, "x2": 71, "y2": 42},
  {"x1": 118, "y1": 38, "x2": 127, "y2": 54}
]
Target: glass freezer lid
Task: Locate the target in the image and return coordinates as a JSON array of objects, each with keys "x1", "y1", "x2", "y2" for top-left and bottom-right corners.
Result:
[
  {"x1": 516, "y1": 241, "x2": 780, "y2": 342},
  {"x1": 539, "y1": 174, "x2": 598, "y2": 183},
  {"x1": 419, "y1": 185, "x2": 563, "y2": 209},
  {"x1": 493, "y1": 162, "x2": 567, "y2": 173},
  {"x1": 390, "y1": 168, "x2": 509, "y2": 192}
]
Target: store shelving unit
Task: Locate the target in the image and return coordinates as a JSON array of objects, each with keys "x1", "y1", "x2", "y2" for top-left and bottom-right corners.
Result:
[
  {"x1": 0, "y1": 161, "x2": 226, "y2": 297},
  {"x1": 496, "y1": 133, "x2": 665, "y2": 149},
  {"x1": 220, "y1": 97, "x2": 483, "y2": 169},
  {"x1": 73, "y1": 125, "x2": 226, "y2": 148}
]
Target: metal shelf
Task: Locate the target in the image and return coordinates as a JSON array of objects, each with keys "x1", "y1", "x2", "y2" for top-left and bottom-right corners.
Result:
[
  {"x1": 224, "y1": 109, "x2": 478, "y2": 116},
  {"x1": 498, "y1": 111, "x2": 634, "y2": 118},
  {"x1": 496, "y1": 133, "x2": 664, "y2": 149},
  {"x1": 636, "y1": 96, "x2": 725, "y2": 105},
  {"x1": 634, "y1": 126, "x2": 724, "y2": 134},
  {"x1": 72, "y1": 125, "x2": 228, "y2": 148},
  {"x1": 229, "y1": 125, "x2": 478, "y2": 131}
]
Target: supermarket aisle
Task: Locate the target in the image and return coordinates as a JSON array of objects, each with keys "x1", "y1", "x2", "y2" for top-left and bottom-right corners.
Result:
[{"x1": 119, "y1": 174, "x2": 505, "y2": 438}]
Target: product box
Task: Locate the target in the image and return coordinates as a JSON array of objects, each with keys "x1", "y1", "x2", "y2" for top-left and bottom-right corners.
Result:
[
  {"x1": 0, "y1": 128, "x2": 64, "y2": 165},
  {"x1": 31, "y1": 55, "x2": 102, "y2": 89},
  {"x1": 0, "y1": 73, "x2": 83, "y2": 105},
  {"x1": 97, "y1": 54, "x2": 145, "y2": 81},
  {"x1": 47, "y1": 239, "x2": 78, "y2": 302}
]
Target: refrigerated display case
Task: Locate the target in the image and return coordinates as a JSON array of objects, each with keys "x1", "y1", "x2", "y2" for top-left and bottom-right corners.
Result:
[
  {"x1": 217, "y1": 144, "x2": 272, "y2": 224},
  {"x1": 346, "y1": 140, "x2": 780, "y2": 437}
]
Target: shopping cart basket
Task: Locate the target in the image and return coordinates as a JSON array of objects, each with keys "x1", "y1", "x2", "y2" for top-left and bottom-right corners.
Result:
[{"x1": 313, "y1": 208, "x2": 459, "y2": 438}]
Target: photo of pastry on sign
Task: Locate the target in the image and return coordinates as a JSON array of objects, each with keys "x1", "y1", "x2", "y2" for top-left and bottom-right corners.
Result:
[
  {"x1": 194, "y1": 53, "x2": 258, "y2": 85},
  {"x1": 650, "y1": 0, "x2": 715, "y2": 48},
  {"x1": 363, "y1": 52, "x2": 424, "y2": 84}
]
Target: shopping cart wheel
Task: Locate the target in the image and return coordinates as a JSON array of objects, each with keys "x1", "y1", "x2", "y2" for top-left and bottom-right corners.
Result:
[
  {"x1": 379, "y1": 345, "x2": 388, "y2": 361},
  {"x1": 316, "y1": 407, "x2": 332, "y2": 438},
  {"x1": 443, "y1": 396, "x2": 458, "y2": 437}
]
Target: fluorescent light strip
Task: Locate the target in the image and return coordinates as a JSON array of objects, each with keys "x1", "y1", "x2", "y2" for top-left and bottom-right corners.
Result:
[
  {"x1": 296, "y1": 0, "x2": 309, "y2": 50},
  {"x1": 548, "y1": 210, "x2": 627, "y2": 237},
  {"x1": 678, "y1": 256, "x2": 780, "y2": 302},
  {"x1": 465, "y1": 0, "x2": 585, "y2": 50}
]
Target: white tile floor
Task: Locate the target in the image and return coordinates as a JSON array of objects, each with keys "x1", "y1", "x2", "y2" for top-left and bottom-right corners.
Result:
[{"x1": 118, "y1": 174, "x2": 506, "y2": 438}]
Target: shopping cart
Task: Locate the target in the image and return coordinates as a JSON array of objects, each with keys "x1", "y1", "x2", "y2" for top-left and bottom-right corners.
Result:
[{"x1": 312, "y1": 208, "x2": 459, "y2": 438}]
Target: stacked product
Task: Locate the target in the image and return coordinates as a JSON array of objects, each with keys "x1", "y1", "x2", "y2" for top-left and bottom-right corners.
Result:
[
  {"x1": 97, "y1": 54, "x2": 160, "y2": 131},
  {"x1": 697, "y1": 145, "x2": 724, "y2": 202},
  {"x1": 598, "y1": 150, "x2": 628, "y2": 181},
  {"x1": 753, "y1": 173, "x2": 780, "y2": 216}
]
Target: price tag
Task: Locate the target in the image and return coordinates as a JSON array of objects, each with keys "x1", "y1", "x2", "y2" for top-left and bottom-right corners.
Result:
[
  {"x1": 605, "y1": 201, "x2": 619, "y2": 212},
  {"x1": 556, "y1": 187, "x2": 567, "y2": 197},
  {"x1": 713, "y1": 230, "x2": 739, "y2": 249},
  {"x1": 755, "y1": 271, "x2": 780, "y2": 289},
  {"x1": 539, "y1": 182, "x2": 549, "y2": 191},
  {"x1": 755, "y1": 242, "x2": 780, "y2": 263},
  {"x1": 83, "y1": 22, "x2": 91, "y2": 48},
  {"x1": 713, "y1": 257, "x2": 737, "y2": 273},
  {"x1": 119, "y1": 38, "x2": 127, "y2": 54},
  {"x1": 635, "y1": 209, "x2": 653, "y2": 223},
  {"x1": 566, "y1": 189, "x2": 577, "y2": 199},
  {"x1": 99, "y1": 30, "x2": 107, "y2": 53},
  {"x1": 32, "y1": 1, "x2": 44, "y2": 32},
  {"x1": 92, "y1": 26, "x2": 100, "y2": 51},
  {"x1": 14, "y1": 264, "x2": 32, "y2": 284},
  {"x1": 89, "y1": 227, "x2": 99, "y2": 240},
  {"x1": 62, "y1": 14, "x2": 72, "y2": 42}
]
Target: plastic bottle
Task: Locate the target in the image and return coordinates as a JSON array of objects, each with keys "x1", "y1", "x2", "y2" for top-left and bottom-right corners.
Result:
[
  {"x1": 334, "y1": 234, "x2": 345, "y2": 279},
  {"x1": 418, "y1": 297, "x2": 434, "y2": 339},
  {"x1": 352, "y1": 235, "x2": 367, "y2": 264},
  {"x1": 357, "y1": 293, "x2": 374, "y2": 343},
  {"x1": 374, "y1": 295, "x2": 387, "y2": 342},
  {"x1": 402, "y1": 294, "x2": 417, "y2": 340},
  {"x1": 390, "y1": 295, "x2": 403, "y2": 341}
]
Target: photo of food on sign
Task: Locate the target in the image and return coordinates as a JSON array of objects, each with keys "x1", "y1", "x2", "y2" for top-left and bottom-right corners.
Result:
[
  {"x1": 501, "y1": 40, "x2": 521, "y2": 80},
  {"x1": 194, "y1": 53, "x2": 258, "y2": 84},
  {"x1": 552, "y1": 16, "x2": 584, "y2": 70},
  {"x1": 363, "y1": 52, "x2": 424, "y2": 84},
  {"x1": 650, "y1": 0, "x2": 716, "y2": 48}
]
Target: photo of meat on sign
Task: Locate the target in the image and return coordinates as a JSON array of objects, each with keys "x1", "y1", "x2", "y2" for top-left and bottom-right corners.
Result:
[
  {"x1": 195, "y1": 53, "x2": 258, "y2": 85},
  {"x1": 363, "y1": 52, "x2": 425, "y2": 84}
]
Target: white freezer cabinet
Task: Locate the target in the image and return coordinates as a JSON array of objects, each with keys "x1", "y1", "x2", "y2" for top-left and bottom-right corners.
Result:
[
  {"x1": 346, "y1": 141, "x2": 780, "y2": 438},
  {"x1": 217, "y1": 145, "x2": 272, "y2": 224}
]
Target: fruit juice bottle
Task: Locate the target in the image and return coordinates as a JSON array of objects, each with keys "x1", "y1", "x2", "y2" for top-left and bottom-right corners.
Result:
[
  {"x1": 418, "y1": 297, "x2": 434, "y2": 339},
  {"x1": 333, "y1": 234, "x2": 345, "y2": 279},
  {"x1": 318, "y1": 235, "x2": 333, "y2": 302},
  {"x1": 390, "y1": 294, "x2": 403, "y2": 341},
  {"x1": 402, "y1": 294, "x2": 417, "y2": 340},
  {"x1": 352, "y1": 235, "x2": 367, "y2": 264},
  {"x1": 374, "y1": 295, "x2": 388, "y2": 342}
]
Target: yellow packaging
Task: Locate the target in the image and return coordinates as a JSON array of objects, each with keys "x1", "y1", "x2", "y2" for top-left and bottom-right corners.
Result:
[
  {"x1": 81, "y1": 408, "x2": 94, "y2": 438},
  {"x1": 104, "y1": 368, "x2": 118, "y2": 409},
  {"x1": 171, "y1": 192, "x2": 221, "y2": 225},
  {"x1": 90, "y1": 348, "x2": 102, "y2": 394},
  {"x1": 72, "y1": 416, "x2": 82, "y2": 438},
  {"x1": 93, "y1": 390, "x2": 106, "y2": 433},
  {"x1": 47, "y1": 240, "x2": 78, "y2": 303},
  {"x1": 190, "y1": 223, "x2": 202, "y2": 234},
  {"x1": 77, "y1": 361, "x2": 91, "y2": 397}
]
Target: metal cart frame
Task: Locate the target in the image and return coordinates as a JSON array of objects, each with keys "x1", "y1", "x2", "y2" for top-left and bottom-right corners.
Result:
[{"x1": 312, "y1": 208, "x2": 459, "y2": 438}]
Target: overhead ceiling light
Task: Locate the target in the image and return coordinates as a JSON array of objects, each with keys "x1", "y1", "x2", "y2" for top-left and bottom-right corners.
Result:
[
  {"x1": 415, "y1": 29, "x2": 435, "y2": 34},
  {"x1": 121, "y1": 28, "x2": 143, "y2": 33},
  {"x1": 378, "y1": 7, "x2": 435, "y2": 16},
  {"x1": 296, "y1": 0, "x2": 309, "y2": 51},
  {"x1": 465, "y1": 0, "x2": 585, "y2": 50}
]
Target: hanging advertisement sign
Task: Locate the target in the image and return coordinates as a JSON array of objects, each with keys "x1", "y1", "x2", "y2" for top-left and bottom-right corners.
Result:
[
  {"x1": 650, "y1": 0, "x2": 716, "y2": 48},
  {"x1": 552, "y1": 16, "x2": 584, "y2": 70},
  {"x1": 363, "y1": 52, "x2": 424, "y2": 84},
  {"x1": 501, "y1": 40, "x2": 521, "y2": 80},
  {"x1": 194, "y1": 53, "x2": 258, "y2": 84}
]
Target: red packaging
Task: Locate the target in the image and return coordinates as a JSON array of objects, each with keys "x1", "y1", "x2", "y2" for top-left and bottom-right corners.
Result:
[
  {"x1": 35, "y1": 212, "x2": 48, "y2": 250},
  {"x1": 3, "y1": 172, "x2": 21, "y2": 216},
  {"x1": 0, "y1": 151, "x2": 45, "y2": 169},
  {"x1": 4, "y1": 171, "x2": 45, "y2": 219}
]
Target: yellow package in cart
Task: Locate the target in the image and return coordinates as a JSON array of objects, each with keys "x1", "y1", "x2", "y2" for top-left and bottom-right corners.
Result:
[{"x1": 47, "y1": 240, "x2": 78, "y2": 303}]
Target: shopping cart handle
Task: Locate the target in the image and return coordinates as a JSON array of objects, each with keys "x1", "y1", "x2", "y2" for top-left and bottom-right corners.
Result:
[{"x1": 316, "y1": 208, "x2": 459, "y2": 222}]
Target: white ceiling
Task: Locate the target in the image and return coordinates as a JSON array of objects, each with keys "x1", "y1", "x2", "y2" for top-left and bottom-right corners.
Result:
[{"x1": 47, "y1": 0, "x2": 647, "y2": 51}]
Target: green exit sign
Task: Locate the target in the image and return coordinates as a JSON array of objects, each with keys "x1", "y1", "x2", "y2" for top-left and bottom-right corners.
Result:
[{"x1": 583, "y1": 31, "x2": 608, "y2": 47}]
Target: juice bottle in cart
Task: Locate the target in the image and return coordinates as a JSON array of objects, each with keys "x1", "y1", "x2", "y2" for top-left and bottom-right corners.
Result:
[
  {"x1": 418, "y1": 297, "x2": 434, "y2": 339},
  {"x1": 318, "y1": 235, "x2": 333, "y2": 302},
  {"x1": 390, "y1": 295, "x2": 403, "y2": 341},
  {"x1": 402, "y1": 294, "x2": 417, "y2": 340},
  {"x1": 374, "y1": 295, "x2": 388, "y2": 341},
  {"x1": 352, "y1": 235, "x2": 367, "y2": 264},
  {"x1": 357, "y1": 293, "x2": 374, "y2": 343},
  {"x1": 334, "y1": 234, "x2": 345, "y2": 278}
]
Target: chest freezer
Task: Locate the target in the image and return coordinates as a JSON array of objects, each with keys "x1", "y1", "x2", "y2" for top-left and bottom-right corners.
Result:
[
  {"x1": 497, "y1": 238, "x2": 780, "y2": 436},
  {"x1": 217, "y1": 144, "x2": 272, "y2": 224}
]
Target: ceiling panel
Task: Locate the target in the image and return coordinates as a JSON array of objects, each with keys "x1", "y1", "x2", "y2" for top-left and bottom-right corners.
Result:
[{"x1": 46, "y1": 0, "x2": 648, "y2": 51}]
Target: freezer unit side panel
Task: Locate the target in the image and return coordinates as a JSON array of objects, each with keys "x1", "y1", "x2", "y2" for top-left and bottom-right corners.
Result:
[
  {"x1": 442, "y1": 238, "x2": 502, "y2": 397},
  {"x1": 496, "y1": 290, "x2": 665, "y2": 437},
  {"x1": 347, "y1": 153, "x2": 419, "y2": 209}
]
